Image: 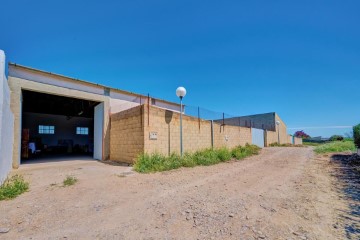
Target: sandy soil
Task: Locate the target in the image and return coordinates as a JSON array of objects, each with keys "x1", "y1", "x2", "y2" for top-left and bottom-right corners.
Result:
[{"x1": 0, "y1": 147, "x2": 348, "y2": 239}]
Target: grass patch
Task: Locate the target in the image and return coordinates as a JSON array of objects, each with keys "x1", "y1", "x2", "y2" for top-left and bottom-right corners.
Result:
[
  {"x1": 63, "y1": 176, "x2": 78, "y2": 187},
  {"x1": 134, "y1": 144, "x2": 261, "y2": 173},
  {"x1": 314, "y1": 141, "x2": 356, "y2": 154},
  {"x1": 269, "y1": 143, "x2": 304, "y2": 147},
  {"x1": 303, "y1": 141, "x2": 324, "y2": 146},
  {"x1": 0, "y1": 175, "x2": 29, "y2": 201}
]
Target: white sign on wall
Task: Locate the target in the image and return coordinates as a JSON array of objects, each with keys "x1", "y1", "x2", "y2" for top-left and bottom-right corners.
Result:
[{"x1": 149, "y1": 132, "x2": 158, "y2": 140}]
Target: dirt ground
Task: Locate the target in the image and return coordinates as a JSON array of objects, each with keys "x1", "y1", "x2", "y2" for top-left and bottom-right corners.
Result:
[{"x1": 0, "y1": 147, "x2": 350, "y2": 239}]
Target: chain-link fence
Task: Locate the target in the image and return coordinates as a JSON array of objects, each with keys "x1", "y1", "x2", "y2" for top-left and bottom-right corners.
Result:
[
  {"x1": 109, "y1": 93, "x2": 277, "y2": 132},
  {"x1": 184, "y1": 104, "x2": 276, "y2": 131}
]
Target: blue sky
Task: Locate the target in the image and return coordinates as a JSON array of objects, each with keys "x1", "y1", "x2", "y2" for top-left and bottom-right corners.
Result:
[{"x1": 0, "y1": 0, "x2": 359, "y2": 137}]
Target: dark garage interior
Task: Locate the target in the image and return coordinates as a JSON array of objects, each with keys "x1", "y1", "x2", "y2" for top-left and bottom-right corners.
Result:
[{"x1": 21, "y1": 90, "x2": 100, "y2": 162}]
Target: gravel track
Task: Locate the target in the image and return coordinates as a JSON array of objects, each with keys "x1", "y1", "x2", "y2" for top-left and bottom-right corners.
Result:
[{"x1": 0, "y1": 147, "x2": 347, "y2": 239}]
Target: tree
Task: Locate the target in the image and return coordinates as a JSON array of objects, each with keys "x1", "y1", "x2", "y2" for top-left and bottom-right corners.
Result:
[
  {"x1": 294, "y1": 130, "x2": 310, "y2": 139},
  {"x1": 329, "y1": 135, "x2": 344, "y2": 141},
  {"x1": 353, "y1": 124, "x2": 360, "y2": 148}
]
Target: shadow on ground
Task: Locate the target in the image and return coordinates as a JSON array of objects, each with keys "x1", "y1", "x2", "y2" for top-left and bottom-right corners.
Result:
[{"x1": 331, "y1": 153, "x2": 360, "y2": 239}]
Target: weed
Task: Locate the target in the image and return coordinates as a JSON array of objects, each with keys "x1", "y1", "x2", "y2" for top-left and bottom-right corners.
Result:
[
  {"x1": 0, "y1": 175, "x2": 29, "y2": 201},
  {"x1": 314, "y1": 141, "x2": 356, "y2": 154},
  {"x1": 269, "y1": 143, "x2": 303, "y2": 147},
  {"x1": 134, "y1": 144, "x2": 261, "y2": 173},
  {"x1": 63, "y1": 176, "x2": 78, "y2": 187},
  {"x1": 303, "y1": 142, "x2": 323, "y2": 146}
]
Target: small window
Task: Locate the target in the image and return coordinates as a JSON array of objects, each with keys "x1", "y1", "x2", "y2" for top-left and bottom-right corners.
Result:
[
  {"x1": 76, "y1": 127, "x2": 89, "y2": 135},
  {"x1": 39, "y1": 125, "x2": 55, "y2": 134},
  {"x1": 151, "y1": 98, "x2": 156, "y2": 105}
]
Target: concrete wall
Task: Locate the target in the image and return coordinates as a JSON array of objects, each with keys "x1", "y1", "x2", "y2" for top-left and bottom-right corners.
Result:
[
  {"x1": 0, "y1": 50, "x2": 14, "y2": 184},
  {"x1": 294, "y1": 137, "x2": 303, "y2": 145},
  {"x1": 22, "y1": 112, "x2": 93, "y2": 147},
  {"x1": 109, "y1": 105, "x2": 252, "y2": 163},
  {"x1": 288, "y1": 135, "x2": 293, "y2": 144},
  {"x1": 110, "y1": 105, "x2": 144, "y2": 163}
]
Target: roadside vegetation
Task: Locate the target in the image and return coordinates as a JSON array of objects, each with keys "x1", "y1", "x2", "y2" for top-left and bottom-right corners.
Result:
[
  {"x1": 0, "y1": 175, "x2": 29, "y2": 201},
  {"x1": 63, "y1": 176, "x2": 78, "y2": 186},
  {"x1": 134, "y1": 144, "x2": 261, "y2": 173},
  {"x1": 303, "y1": 142, "x2": 323, "y2": 146},
  {"x1": 269, "y1": 143, "x2": 303, "y2": 147},
  {"x1": 314, "y1": 141, "x2": 356, "y2": 154},
  {"x1": 354, "y1": 124, "x2": 360, "y2": 148}
]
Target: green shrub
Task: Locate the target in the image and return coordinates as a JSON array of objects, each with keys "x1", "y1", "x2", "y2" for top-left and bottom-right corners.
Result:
[
  {"x1": 231, "y1": 147, "x2": 246, "y2": 159},
  {"x1": 314, "y1": 141, "x2": 356, "y2": 154},
  {"x1": 181, "y1": 153, "x2": 196, "y2": 168},
  {"x1": 353, "y1": 124, "x2": 360, "y2": 148},
  {"x1": 216, "y1": 148, "x2": 232, "y2": 162},
  {"x1": 0, "y1": 175, "x2": 29, "y2": 201},
  {"x1": 231, "y1": 144, "x2": 260, "y2": 159},
  {"x1": 303, "y1": 142, "x2": 323, "y2": 146},
  {"x1": 134, "y1": 144, "x2": 261, "y2": 173},
  {"x1": 269, "y1": 143, "x2": 304, "y2": 147},
  {"x1": 63, "y1": 176, "x2": 78, "y2": 187},
  {"x1": 193, "y1": 148, "x2": 219, "y2": 166},
  {"x1": 244, "y1": 143, "x2": 262, "y2": 154},
  {"x1": 329, "y1": 135, "x2": 344, "y2": 141}
]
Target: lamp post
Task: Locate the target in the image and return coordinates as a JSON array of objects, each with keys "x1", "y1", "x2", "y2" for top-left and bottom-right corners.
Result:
[
  {"x1": 276, "y1": 120, "x2": 280, "y2": 144},
  {"x1": 176, "y1": 86, "x2": 187, "y2": 156}
]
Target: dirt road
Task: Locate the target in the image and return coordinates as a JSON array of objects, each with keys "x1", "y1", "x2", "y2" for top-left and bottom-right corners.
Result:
[{"x1": 0, "y1": 148, "x2": 348, "y2": 239}]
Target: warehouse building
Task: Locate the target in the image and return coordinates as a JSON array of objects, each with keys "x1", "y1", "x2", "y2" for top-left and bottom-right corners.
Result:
[{"x1": 0, "y1": 50, "x2": 301, "y2": 183}]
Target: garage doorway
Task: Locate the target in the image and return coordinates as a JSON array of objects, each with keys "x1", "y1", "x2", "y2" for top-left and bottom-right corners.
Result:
[{"x1": 21, "y1": 90, "x2": 103, "y2": 163}]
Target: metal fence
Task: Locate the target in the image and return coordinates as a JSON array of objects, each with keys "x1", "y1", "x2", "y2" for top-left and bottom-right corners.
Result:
[{"x1": 109, "y1": 93, "x2": 278, "y2": 133}]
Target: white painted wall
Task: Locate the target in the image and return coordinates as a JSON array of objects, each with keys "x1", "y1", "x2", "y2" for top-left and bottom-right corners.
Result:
[
  {"x1": 94, "y1": 103, "x2": 104, "y2": 160},
  {"x1": 153, "y1": 99, "x2": 180, "y2": 112},
  {"x1": 9, "y1": 65, "x2": 105, "y2": 96},
  {"x1": 0, "y1": 50, "x2": 14, "y2": 184},
  {"x1": 109, "y1": 98, "x2": 140, "y2": 114},
  {"x1": 109, "y1": 94, "x2": 181, "y2": 114},
  {"x1": 9, "y1": 64, "x2": 181, "y2": 115}
]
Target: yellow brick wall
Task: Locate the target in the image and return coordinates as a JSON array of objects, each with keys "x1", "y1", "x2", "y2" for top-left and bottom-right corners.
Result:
[
  {"x1": 109, "y1": 104, "x2": 300, "y2": 164},
  {"x1": 213, "y1": 123, "x2": 252, "y2": 149},
  {"x1": 264, "y1": 114, "x2": 289, "y2": 146},
  {"x1": 144, "y1": 105, "x2": 252, "y2": 156},
  {"x1": 144, "y1": 105, "x2": 212, "y2": 155},
  {"x1": 110, "y1": 105, "x2": 144, "y2": 163}
]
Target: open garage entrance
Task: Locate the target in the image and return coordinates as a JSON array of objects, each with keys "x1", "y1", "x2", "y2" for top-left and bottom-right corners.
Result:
[{"x1": 21, "y1": 90, "x2": 104, "y2": 164}]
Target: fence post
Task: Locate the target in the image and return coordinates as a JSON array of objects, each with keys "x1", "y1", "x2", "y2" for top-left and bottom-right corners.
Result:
[
  {"x1": 139, "y1": 96, "x2": 143, "y2": 129},
  {"x1": 147, "y1": 93, "x2": 150, "y2": 126},
  {"x1": 198, "y1": 106, "x2": 200, "y2": 131},
  {"x1": 211, "y1": 120, "x2": 214, "y2": 149}
]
